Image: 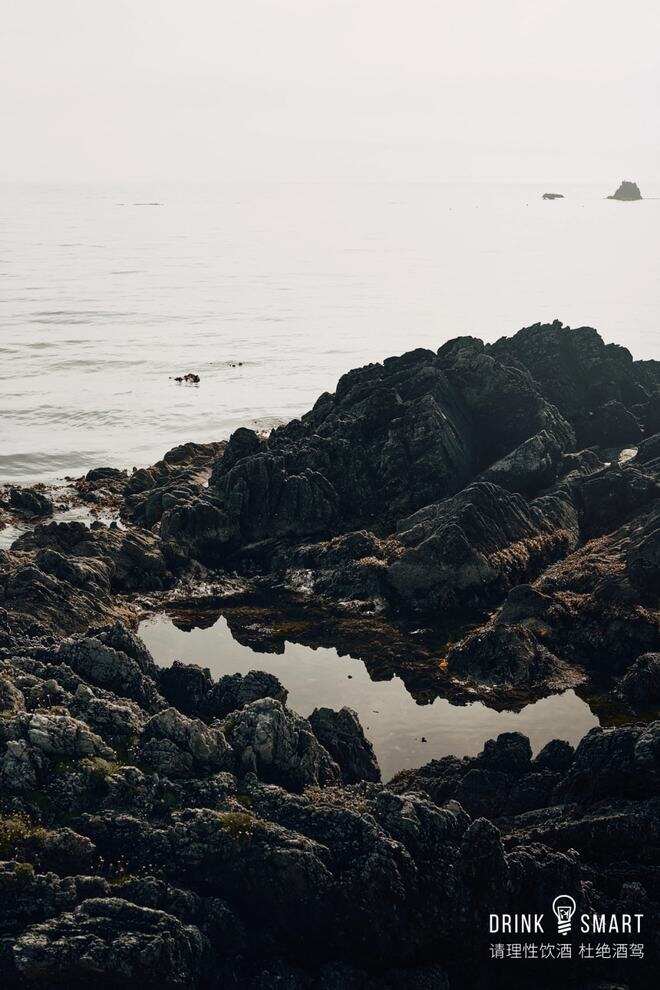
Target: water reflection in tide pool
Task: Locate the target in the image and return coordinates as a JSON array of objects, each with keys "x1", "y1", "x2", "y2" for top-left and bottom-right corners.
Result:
[{"x1": 139, "y1": 613, "x2": 599, "y2": 781}]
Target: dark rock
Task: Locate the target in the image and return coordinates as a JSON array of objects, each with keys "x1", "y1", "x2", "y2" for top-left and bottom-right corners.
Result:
[
  {"x1": 0, "y1": 324, "x2": 658, "y2": 988},
  {"x1": 161, "y1": 337, "x2": 575, "y2": 565},
  {"x1": 489, "y1": 321, "x2": 653, "y2": 447},
  {"x1": 158, "y1": 662, "x2": 214, "y2": 717},
  {"x1": 542, "y1": 192, "x2": 564, "y2": 200},
  {"x1": 211, "y1": 669, "x2": 288, "y2": 718},
  {"x1": 309, "y1": 707, "x2": 380, "y2": 783},
  {"x1": 173, "y1": 372, "x2": 200, "y2": 384},
  {"x1": 478, "y1": 428, "x2": 564, "y2": 494},
  {"x1": 0, "y1": 677, "x2": 26, "y2": 713},
  {"x1": 498, "y1": 583, "x2": 553, "y2": 623},
  {"x1": 607, "y1": 180, "x2": 642, "y2": 201},
  {"x1": 158, "y1": 662, "x2": 288, "y2": 720},
  {"x1": 626, "y1": 511, "x2": 660, "y2": 594},
  {"x1": 8, "y1": 489, "x2": 53, "y2": 519},
  {"x1": 11, "y1": 898, "x2": 209, "y2": 988},
  {"x1": 121, "y1": 442, "x2": 224, "y2": 528},
  {"x1": 220, "y1": 698, "x2": 341, "y2": 791},
  {"x1": 532, "y1": 738, "x2": 574, "y2": 774},
  {"x1": 388, "y1": 482, "x2": 577, "y2": 614},
  {"x1": 619, "y1": 652, "x2": 660, "y2": 707},
  {"x1": 575, "y1": 462, "x2": 658, "y2": 538},
  {"x1": 555, "y1": 723, "x2": 656, "y2": 803},
  {"x1": 211, "y1": 427, "x2": 264, "y2": 482},
  {"x1": 478, "y1": 731, "x2": 532, "y2": 774},
  {"x1": 85, "y1": 467, "x2": 127, "y2": 483},
  {"x1": 138, "y1": 707, "x2": 232, "y2": 779},
  {"x1": 578, "y1": 399, "x2": 643, "y2": 447}
]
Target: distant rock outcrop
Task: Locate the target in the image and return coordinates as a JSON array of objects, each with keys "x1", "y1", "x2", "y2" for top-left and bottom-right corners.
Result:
[
  {"x1": 607, "y1": 180, "x2": 642, "y2": 201},
  {"x1": 542, "y1": 192, "x2": 564, "y2": 200}
]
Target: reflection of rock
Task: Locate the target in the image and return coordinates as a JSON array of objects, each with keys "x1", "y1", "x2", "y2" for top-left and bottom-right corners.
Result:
[
  {"x1": 607, "y1": 180, "x2": 642, "y2": 201},
  {"x1": 542, "y1": 192, "x2": 564, "y2": 200},
  {"x1": 159, "y1": 660, "x2": 288, "y2": 720}
]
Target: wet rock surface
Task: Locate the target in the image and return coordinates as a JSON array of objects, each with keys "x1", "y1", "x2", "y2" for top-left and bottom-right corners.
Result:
[{"x1": 0, "y1": 322, "x2": 658, "y2": 987}]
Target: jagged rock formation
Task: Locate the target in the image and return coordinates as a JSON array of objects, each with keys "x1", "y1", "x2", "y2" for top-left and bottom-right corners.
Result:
[
  {"x1": 7, "y1": 488, "x2": 53, "y2": 520},
  {"x1": 153, "y1": 322, "x2": 660, "y2": 699},
  {"x1": 0, "y1": 621, "x2": 656, "y2": 988},
  {"x1": 0, "y1": 323, "x2": 657, "y2": 705},
  {"x1": 0, "y1": 322, "x2": 658, "y2": 987},
  {"x1": 608, "y1": 180, "x2": 643, "y2": 201}
]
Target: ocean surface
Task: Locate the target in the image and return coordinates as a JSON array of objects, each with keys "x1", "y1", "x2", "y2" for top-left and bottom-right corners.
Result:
[{"x1": 1, "y1": 180, "x2": 658, "y2": 483}]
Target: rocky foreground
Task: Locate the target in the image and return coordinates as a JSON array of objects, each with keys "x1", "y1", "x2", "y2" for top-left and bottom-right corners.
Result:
[{"x1": 0, "y1": 321, "x2": 658, "y2": 988}]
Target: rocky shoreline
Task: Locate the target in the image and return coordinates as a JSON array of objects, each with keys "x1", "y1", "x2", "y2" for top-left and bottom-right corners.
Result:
[{"x1": 0, "y1": 321, "x2": 658, "y2": 988}]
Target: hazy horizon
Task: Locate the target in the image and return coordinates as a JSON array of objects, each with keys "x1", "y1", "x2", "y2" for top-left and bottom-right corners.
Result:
[{"x1": 2, "y1": 0, "x2": 659, "y2": 184}]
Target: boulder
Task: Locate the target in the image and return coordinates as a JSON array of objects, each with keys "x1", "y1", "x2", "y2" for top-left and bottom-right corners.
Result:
[
  {"x1": 8, "y1": 488, "x2": 53, "y2": 519},
  {"x1": 11, "y1": 898, "x2": 209, "y2": 988},
  {"x1": 58, "y1": 637, "x2": 166, "y2": 713},
  {"x1": 220, "y1": 698, "x2": 341, "y2": 791},
  {"x1": 0, "y1": 711, "x2": 114, "y2": 761},
  {"x1": 388, "y1": 483, "x2": 577, "y2": 614},
  {"x1": 607, "y1": 180, "x2": 642, "y2": 201},
  {"x1": 619, "y1": 652, "x2": 660, "y2": 707},
  {"x1": 138, "y1": 707, "x2": 232, "y2": 779},
  {"x1": 309, "y1": 706, "x2": 380, "y2": 783},
  {"x1": 158, "y1": 663, "x2": 288, "y2": 720}
]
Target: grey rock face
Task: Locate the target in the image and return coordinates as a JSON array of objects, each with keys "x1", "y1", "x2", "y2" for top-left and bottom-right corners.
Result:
[
  {"x1": 11, "y1": 897, "x2": 209, "y2": 988},
  {"x1": 309, "y1": 706, "x2": 380, "y2": 783},
  {"x1": 58, "y1": 637, "x2": 166, "y2": 713},
  {"x1": 220, "y1": 697, "x2": 341, "y2": 791},
  {"x1": 138, "y1": 707, "x2": 232, "y2": 779},
  {"x1": 608, "y1": 180, "x2": 642, "y2": 201},
  {"x1": 388, "y1": 482, "x2": 578, "y2": 614},
  {"x1": 0, "y1": 712, "x2": 114, "y2": 761}
]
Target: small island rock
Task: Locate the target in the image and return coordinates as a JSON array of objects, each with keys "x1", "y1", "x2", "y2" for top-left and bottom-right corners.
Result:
[{"x1": 607, "y1": 180, "x2": 642, "y2": 201}]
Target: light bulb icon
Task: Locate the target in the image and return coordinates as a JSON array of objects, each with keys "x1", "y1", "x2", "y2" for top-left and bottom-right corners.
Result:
[{"x1": 552, "y1": 895, "x2": 576, "y2": 935}]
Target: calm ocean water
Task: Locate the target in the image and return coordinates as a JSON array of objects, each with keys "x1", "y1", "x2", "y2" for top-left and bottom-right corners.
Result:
[{"x1": 1, "y1": 180, "x2": 658, "y2": 482}]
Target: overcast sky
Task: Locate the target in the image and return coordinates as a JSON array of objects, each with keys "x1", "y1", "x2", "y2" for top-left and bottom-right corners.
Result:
[{"x1": 1, "y1": 0, "x2": 658, "y2": 183}]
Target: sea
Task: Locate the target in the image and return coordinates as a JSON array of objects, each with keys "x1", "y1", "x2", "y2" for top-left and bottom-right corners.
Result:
[{"x1": 1, "y1": 180, "x2": 658, "y2": 483}]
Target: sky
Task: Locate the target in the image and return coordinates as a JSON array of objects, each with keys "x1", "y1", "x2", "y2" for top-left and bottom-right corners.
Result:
[{"x1": 1, "y1": 0, "x2": 658, "y2": 183}]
